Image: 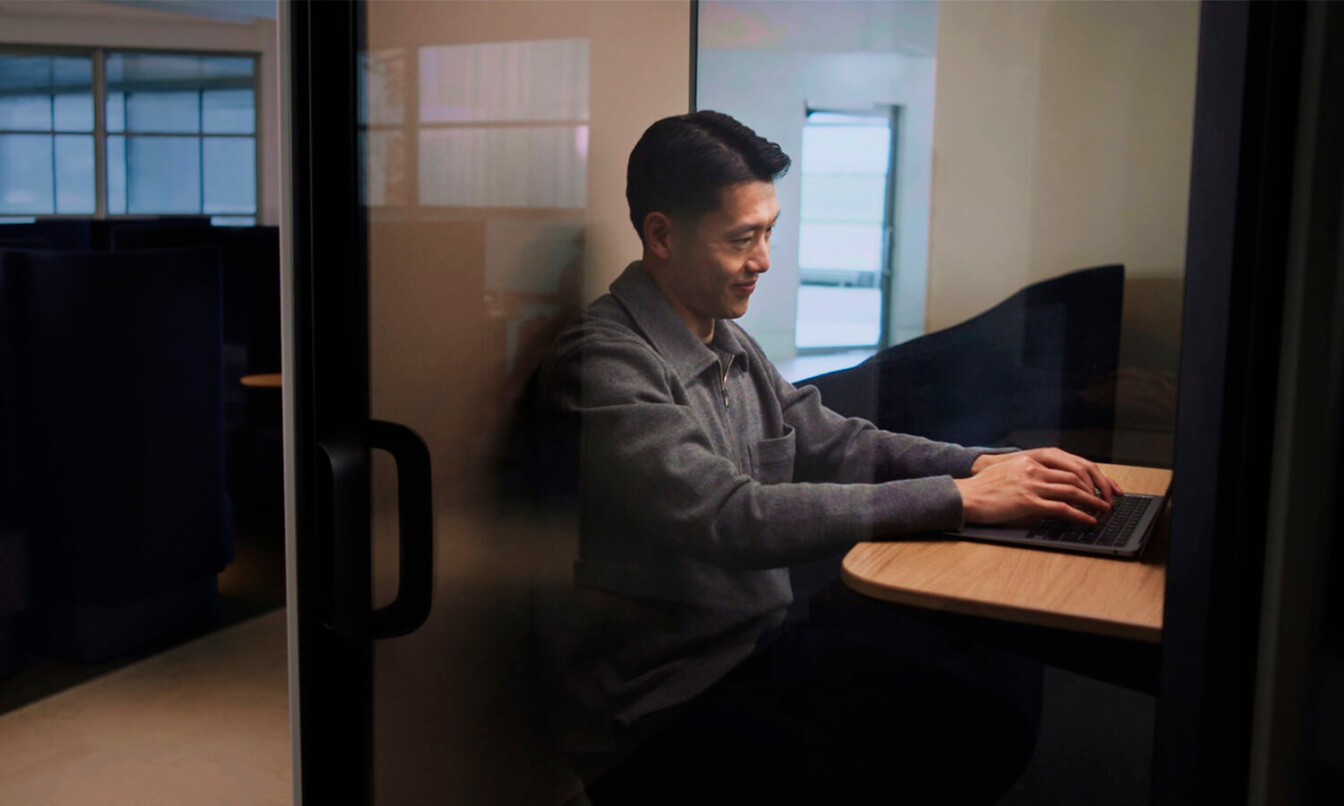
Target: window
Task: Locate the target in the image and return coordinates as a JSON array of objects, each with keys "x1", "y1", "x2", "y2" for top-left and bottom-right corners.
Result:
[
  {"x1": 0, "y1": 48, "x2": 258, "y2": 224},
  {"x1": 795, "y1": 110, "x2": 895, "y2": 351},
  {"x1": 0, "y1": 52, "x2": 95, "y2": 215}
]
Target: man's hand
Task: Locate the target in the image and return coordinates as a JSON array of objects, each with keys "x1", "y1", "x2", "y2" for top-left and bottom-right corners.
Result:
[{"x1": 958, "y1": 448, "x2": 1124, "y2": 527}]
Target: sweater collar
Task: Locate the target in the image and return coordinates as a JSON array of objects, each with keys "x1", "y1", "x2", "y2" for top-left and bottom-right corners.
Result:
[{"x1": 609, "y1": 261, "x2": 750, "y2": 382}]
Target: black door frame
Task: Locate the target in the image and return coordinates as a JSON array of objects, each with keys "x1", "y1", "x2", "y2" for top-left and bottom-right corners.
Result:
[
  {"x1": 287, "y1": 0, "x2": 373, "y2": 802},
  {"x1": 1155, "y1": 1, "x2": 1319, "y2": 802}
]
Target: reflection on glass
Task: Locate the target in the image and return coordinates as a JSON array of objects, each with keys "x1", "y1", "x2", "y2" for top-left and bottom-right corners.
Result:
[
  {"x1": 418, "y1": 126, "x2": 586, "y2": 208},
  {"x1": 419, "y1": 39, "x2": 589, "y2": 123},
  {"x1": 127, "y1": 136, "x2": 200, "y2": 213},
  {"x1": 359, "y1": 49, "x2": 405, "y2": 126},
  {"x1": 360, "y1": 130, "x2": 406, "y2": 207},
  {"x1": 0, "y1": 134, "x2": 54, "y2": 214}
]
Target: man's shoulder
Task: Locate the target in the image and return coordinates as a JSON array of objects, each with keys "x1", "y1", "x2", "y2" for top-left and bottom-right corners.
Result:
[{"x1": 552, "y1": 293, "x2": 651, "y2": 355}]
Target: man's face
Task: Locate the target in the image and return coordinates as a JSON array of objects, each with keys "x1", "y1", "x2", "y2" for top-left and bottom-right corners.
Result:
[{"x1": 658, "y1": 180, "x2": 779, "y2": 341}]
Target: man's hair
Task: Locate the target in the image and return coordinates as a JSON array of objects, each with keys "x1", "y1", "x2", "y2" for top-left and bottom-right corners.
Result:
[{"x1": 626, "y1": 110, "x2": 791, "y2": 242}]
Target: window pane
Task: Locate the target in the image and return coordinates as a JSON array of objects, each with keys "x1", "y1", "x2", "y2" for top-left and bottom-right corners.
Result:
[
  {"x1": 419, "y1": 39, "x2": 589, "y2": 122},
  {"x1": 800, "y1": 175, "x2": 888, "y2": 224},
  {"x1": 203, "y1": 88, "x2": 255, "y2": 134},
  {"x1": 106, "y1": 91, "x2": 126, "y2": 133},
  {"x1": 1, "y1": 56, "x2": 49, "y2": 129},
  {"x1": 0, "y1": 54, "x2": 93, "y2": 131},
  {"x1": 798, "y1": 222, "x2": 884, "y2": 272},
  {"x1": 53, "y1": 93, "x2": 93, "y2": 132},
  {"x1": 801, "y1": 124, "x2": 891, "y2": 174},
  {"x1": 107, "y1": 134, "x2": 127, "y2": 214},
  {"x1": 0, "y1": 134, "x2": 54, "y2": 214},
  {"x1": 54, "y1": 134, "x2": 95, "y2": 213},
  {"x1": 796, "y1": 286, "x2": 883, "y2": 349},
  {"x1": 203, "y1": 137, "x2": 256, "y2": 213},
  {"x1": 0, "y1": 95, "x2": 50, "y2": 131},
  {"x1": 419, "y1": 126, "x2": 586, "y2": 208},
  {"x1": 127, "y1": 136, "x2": 200, "y2": 213},
  {"x1": 126, "y1": 91, "x2": 200, "y2": 133},
  {"x1": 51, "y1": 56, "x2": 92, "y2": 130}
]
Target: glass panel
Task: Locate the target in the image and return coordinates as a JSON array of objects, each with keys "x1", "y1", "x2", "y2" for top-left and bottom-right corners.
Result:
[
  {"x1": 418, "y1": 126, "x2": 586, "y2": 208},
  {"x1": 799, "y1": 174, "x2": 887, "y2": 223},
  {"x1": 51, "y1": 56, "x2": 93, "y2": 130},
  {"x1": 0, "y1": 134, "x2": 54, "y2": 214},
  {"x1": 800, "y1": 124, "x2": 891, "y2": 174},
  {"x1": 126, "y1": 91, "x2": 200, "y2": 134},
  {"x1": 54, "y1": 134, "x2": 95, "y2": 213},
  {"x1": 797, "y1": 222, "x2": 883, "y2": 272},
  {"x1": 0, "y1": 95, "x2": 51, "y2": 131},
  {"x1": 419, "y1": 39, "x2": 589, "y2": 122},
  {"x1": 53, "y1": 93, "x2": 93, "y2": 132},
  {"x1": 106, "y1": 134, "x2": 127, "y2": 214},
  {"x1": 203, "y1": 137, "x2": 256, "y2": 213},
  {"x1": 203, "y1": 88, "x2": 256, "y2": 134},
  {"x1": 0, "y1": 54, "x2": 92, "y2": 132},
  {"x1": 127, "y1": 136, "x2": 200, "y2": 213},
  {"x1": 106, "y1": 91, "x2": 126, "y2": 133},
  {"x1": 795, "y1": 285, "x2": 882, "y2": 348}
]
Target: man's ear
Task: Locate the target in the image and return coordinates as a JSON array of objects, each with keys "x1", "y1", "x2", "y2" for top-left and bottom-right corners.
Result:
[{"x1": 643, "y1": 212, "x2": 675, "y2": 259}]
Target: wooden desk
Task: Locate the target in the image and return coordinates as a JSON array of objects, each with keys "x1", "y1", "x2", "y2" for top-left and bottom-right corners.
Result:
[
  {"x1": 842, "y1": 464, "x2": 1172, "y2": 644},
  {"x1": 240, "y1": 373, "x2": 282, "y2": 389}
]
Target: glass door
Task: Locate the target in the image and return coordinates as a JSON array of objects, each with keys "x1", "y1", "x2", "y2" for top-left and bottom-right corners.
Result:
[{"x1": 285, "y1": 1, "x2": 693, "y2": 802}]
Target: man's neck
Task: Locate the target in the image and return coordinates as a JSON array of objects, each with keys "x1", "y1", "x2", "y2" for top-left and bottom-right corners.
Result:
[{"x1": 639, "y1": 259, "x2": 715, "y2": 343}]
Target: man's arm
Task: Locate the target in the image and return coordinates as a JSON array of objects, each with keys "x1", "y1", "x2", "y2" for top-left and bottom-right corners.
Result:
[
  {"x1": 543, "y1": 334, "x2": 967, "y2": 571},
  {"x1": 767, "y1": 361, "x2": 1007, "y2": 484}
]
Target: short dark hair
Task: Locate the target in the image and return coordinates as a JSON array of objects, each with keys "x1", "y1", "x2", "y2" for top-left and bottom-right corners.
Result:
[{"x1": 626, "y1": 110, "x2": 791, "y2": 242}]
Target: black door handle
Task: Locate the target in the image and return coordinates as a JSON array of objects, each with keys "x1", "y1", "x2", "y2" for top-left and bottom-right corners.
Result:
[
  {"x1": 318, "y1": 421, "x2": 433, "y2": 642},
  {"x1": 366, "y1": 420, "x2": 433, "y2": 638}
]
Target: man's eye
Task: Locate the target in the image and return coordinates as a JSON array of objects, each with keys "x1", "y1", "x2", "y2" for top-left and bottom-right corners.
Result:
[{"x1": 733, "y1": 237, "x2": 752, "y2": 247}]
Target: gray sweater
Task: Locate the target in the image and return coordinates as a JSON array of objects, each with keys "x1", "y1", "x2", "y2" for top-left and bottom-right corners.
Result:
[{"x1": 533, "y1": 262, "x2": 996, "y2": 751}]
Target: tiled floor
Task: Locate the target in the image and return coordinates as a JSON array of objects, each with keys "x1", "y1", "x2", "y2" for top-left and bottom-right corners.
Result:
[{"x1": 0, "y1": 610, "x2": 290, "y2": 805}]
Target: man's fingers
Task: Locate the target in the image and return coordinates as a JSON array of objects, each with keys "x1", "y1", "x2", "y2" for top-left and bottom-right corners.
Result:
[
  {"x1": 1037, "y1": 497, "x2": 1096, "y2": 526},
  {"x1": 1041, "y1": 482, "x2": 1107, "y2": 515},
  {"x1": 1039, "y1": 468, "x2": 1100, "y2": 502}
]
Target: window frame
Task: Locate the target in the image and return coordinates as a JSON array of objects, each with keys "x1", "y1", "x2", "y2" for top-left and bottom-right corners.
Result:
[{"x1": 0, "y1": 43, "x2": 261, "y2": 221}]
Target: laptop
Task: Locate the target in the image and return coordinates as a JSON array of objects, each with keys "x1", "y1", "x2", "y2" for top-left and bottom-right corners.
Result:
[{"x1": 944, "y1": 492, "x2": 1167, "y2": 558}]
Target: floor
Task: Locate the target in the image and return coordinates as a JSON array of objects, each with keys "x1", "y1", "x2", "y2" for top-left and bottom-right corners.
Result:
[{"x1": 0, "y1": 609, "x2": 291, "y2": 805}]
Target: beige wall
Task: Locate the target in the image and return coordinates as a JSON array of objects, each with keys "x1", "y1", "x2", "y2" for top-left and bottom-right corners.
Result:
[
  {"x1": 929, "y1": 0, "x2": 1199, "y2": 375},
  {"x1": 0, "y1": 0, "x2": 282, "y2": 226}
]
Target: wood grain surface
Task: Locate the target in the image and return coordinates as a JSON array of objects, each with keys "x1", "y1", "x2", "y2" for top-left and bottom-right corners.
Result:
[
  {"x1": 240, "y1": 373, "x2": 283, "y2": 389},
  {"x1": 841, "y1": 464, "x2": 1173, "y2": 643}
]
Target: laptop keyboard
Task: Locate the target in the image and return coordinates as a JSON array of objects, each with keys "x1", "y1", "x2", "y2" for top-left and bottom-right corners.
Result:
[{"x1": 1026, "y1": 494, "x2": 1149, "y2": 547}]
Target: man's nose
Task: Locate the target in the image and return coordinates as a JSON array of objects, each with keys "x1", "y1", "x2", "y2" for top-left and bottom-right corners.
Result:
[{"x1": 751, "y1": 236, "x2": 771, "y2": 273}]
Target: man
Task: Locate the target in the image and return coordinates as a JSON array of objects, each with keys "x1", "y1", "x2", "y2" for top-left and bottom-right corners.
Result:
[{"x1": 524, "y1": 111, "x2": 1122, "y2": 803}]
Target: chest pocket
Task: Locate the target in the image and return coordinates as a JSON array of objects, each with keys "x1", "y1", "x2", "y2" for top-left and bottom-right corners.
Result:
[{"x1": 749, "y1": 425, "x2": 796, "y2": 484}]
